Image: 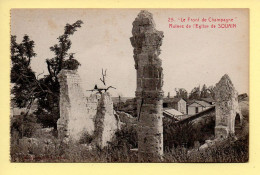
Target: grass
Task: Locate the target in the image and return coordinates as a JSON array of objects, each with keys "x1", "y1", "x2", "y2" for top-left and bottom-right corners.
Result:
[
  {"x1": 164, "y1": 135, "x2": 248, "y2": 163},
  {"x1": 10, "y1": 125, "x2": 248, "y2": 163},
  {"x1": 10, "y1": 110, "x2": 249, "y2": 163},
  {"x1": 11, "y1": 135, "x2": 248, "y2": 163}
]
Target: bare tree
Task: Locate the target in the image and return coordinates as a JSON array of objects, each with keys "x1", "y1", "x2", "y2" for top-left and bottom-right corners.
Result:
[
  {"x1": 87, "y1": 69, "x2": 116, "y2": 94},
  {"x1": 99, "y1": 68, "x2": 107, "y2": 86}
]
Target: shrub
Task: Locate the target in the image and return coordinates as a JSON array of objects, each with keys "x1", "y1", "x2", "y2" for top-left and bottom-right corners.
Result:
[
  {"x1": 163, "y1": 120, "x2": 197, "y2": 149},
  {"x1": 111, "y1": 125, "x2": 138, "y2": 149},
  {"x1": 163, "y1": 112, "x2": 216, "y2": 150},
  {"x1": 164, "y1": 133, "x2": 249, "y2": 163},
  {"x1": 11, "y1": 113, "x2": 42, "y2": 140},
  {"x1": 79, "y1": 132, "x2": 94, "y2": 144}
]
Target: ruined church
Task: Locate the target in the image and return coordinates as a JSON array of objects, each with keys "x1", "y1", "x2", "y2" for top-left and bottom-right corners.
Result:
[{"x1": 56, "y1": 10, "x2": 243, "y2": 162}]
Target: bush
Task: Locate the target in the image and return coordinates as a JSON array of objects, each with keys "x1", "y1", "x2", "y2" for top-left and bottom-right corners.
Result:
[
  {"x1": 10, "y1": 113, "x2": 248, "y2": 163},
  {"x1": 164, "y1": 133, "x2": 249, "y2": 163},
  {"x1": 11, "y1": 113, "x2": 42, "y2": 140},
  {"x1": 163, "y1": 112, "x2": 216, "y2": 150},
  {"x1": 164, "y1": 120, "x2": 197, "y2": 149},
  {"x1": 112, "y1": 125, "x2": 138, "y2": 149},
  {"x1": 79, "y1": 132, "x2": 94, "y2": 144}
]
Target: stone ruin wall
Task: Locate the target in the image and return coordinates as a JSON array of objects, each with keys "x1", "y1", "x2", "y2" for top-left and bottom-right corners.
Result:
[
  {"x1": 215, "y1": 74, "x2": 242, "y2": 139},
  {"x1": 57, "y1": 70, "x2": 120, "y2": 147},
  {"x1": 93, "y1": 92, "x2": 120, "y2": 148},
  {"x1": 130, "y1": 10, "x2": 164, "y2": 162},
  {"x1": 57, "y1": 70, "x2": 96, "y2": 142},
  {"x1": 85, "y1": 94, "x2": 100, "y2": 121}
]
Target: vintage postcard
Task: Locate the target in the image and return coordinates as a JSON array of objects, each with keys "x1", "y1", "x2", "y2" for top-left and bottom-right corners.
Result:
[{"x1": 10, "y1": 9, "x2": 249, "y2": 163}]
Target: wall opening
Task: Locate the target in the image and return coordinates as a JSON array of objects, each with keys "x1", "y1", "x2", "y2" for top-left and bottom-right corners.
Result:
[
  {"x1": 163, "y1": 103, "x2": 168, "y2": 108},
  {"x1": 235, "y1": 113, "x2": 242, "y2": 135},
  {"x1": 195, "y1": 107, "x2": 199, "y2": 113}
]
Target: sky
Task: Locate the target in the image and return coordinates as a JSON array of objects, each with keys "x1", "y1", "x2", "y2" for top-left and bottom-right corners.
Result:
[{"x1": 11, "y1": 9, "x2": 249, "y2": 97}]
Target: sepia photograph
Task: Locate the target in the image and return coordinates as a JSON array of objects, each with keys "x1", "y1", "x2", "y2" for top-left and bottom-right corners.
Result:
[{"x1": 10, "y1": 9, "x2": 249, "y2": 163}]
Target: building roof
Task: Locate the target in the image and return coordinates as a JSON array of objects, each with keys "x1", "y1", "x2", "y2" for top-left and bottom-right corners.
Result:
[
  {"x1": 163, "y1": 108, "x2": 183, "y2": 117},
  {"x1": 178, "y1": 106, "x2": 215, "y2": 124},
  {"x1": 188, "y1": 100, "x2": 212, "y2": 107},
  {"x1": 201, "y1": 97, "x2": 215, "y2": 103}
]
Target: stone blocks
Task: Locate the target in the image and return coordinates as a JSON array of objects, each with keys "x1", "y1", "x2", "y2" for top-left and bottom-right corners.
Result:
[
  {"x1": 215, "y1": 74, "x2": 242, "y2": 139},
  {"x1": 57, "y1": 70, "x2": 96, "y2": 142},
  {"x1": 57, "y1": 70, "x2": 120, "y2": 147},
  {"x1": 131, "y1": 10, "x2": 164, "y2": 162},
  {"x1": 93, "y1": 92, "x2": 120, "y2": 148}
]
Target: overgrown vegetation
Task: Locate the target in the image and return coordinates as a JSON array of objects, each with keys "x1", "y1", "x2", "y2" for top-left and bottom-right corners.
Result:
[
  {"x1": 163, "y1": 113, "x2": 215, "y2": 150},
  {"x1": 10, "y1": 126, "x2": 248, "y2": 163},
  {"x1": 164, "y1": 134, "x2": 248, "y2": 163},
  {"x1": 79, "y1": 132, "x2": 94, "y2": 144},
  {"x1": 11, "y1": 113, "x2": 41, "y2": 141},
  {"x1": 10, "y1": 115, "x2": 248, "y2": 163},
  {"x1": 10, "y1": 125, "x2": 139, "y2": 163},
  {"x1": 11, "y1": 20, "x2": 83, "y2": 129}
]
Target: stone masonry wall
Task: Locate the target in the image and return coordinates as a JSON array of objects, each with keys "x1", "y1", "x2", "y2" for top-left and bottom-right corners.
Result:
[
  {"x1": 215, "y1": 74, "x2": 242, "y2": 139},
  {"x1": 130, "y1": 10, "x2": 164, "y2": 162},
  {"x1": 57, "y1": 70, "x2": 96, "y2": 142},
  {"x1": 93, "y1": 92, "x2": 120, "y2": 148}
]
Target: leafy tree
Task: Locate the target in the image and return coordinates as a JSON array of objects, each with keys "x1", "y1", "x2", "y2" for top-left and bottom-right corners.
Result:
[
  {"x1": 174, "y1": 88, "x2": 188, "y2": 100},
  {"x1": 11, "y1": 35, "x2": 38, "y2": 111},
  {"x1": 11, "y1": 20, "x2": 84, "y2": 130},
  {"x1": 189, "y1": 86, "x2": 201, "y2": 100},
  {"x1": 35, "y1": 20, "x2": 83, "y2": 129},
  {"x1": 11, "y1": 36, "x2": 44, "y2": 140},
  {"x1": 45, "y1": 20, "x2": 83, "y2": 81},
  {"x1": 200, "y1": 84, "x2": 216, "y2": 99},
  {"x1": 200, "y1": 84, "x2": 208, "y2": 98}
]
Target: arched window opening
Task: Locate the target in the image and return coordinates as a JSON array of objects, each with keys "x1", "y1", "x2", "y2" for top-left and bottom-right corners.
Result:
[{"x1": 235, "y1": 113, "x2": 242, "y2": 135}]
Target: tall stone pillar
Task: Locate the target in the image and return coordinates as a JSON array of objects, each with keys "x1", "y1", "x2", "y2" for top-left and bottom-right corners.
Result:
[
  {"x1": 215, "y1": 74, "x2": 241, "y2": 139},
  {"x1": 130, "y1": 10, "x2": 164, "y2": 162}
]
